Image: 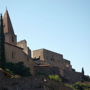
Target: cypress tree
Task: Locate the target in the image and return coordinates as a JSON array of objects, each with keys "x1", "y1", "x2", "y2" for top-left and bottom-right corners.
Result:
[
  {"x1": 0, "y1": 14, "x2": 6, "y2": 66},
  {"x1": 81, "y1": 67, "x2": 85, "y2": 82},
  {"x1": 82, "y1": 67, "x2": 84, "y2": 76}
]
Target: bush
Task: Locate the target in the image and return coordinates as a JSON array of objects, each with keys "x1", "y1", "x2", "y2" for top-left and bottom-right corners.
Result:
[
  {"x1": 65, "y1": 84, "x2": 75, "y2": 90},
  {"x1": 65, "y1": 82, "x2": 90, "y2": 90},
  {"x1": 73, "y1": 82, "x2": 90, "y2": 90},
  {"x1": 48, "y1": 75, "x2": 62, "y2": 82},
  {"x1": 3, "y1": 62, "x2": 31, "y2": 77}
]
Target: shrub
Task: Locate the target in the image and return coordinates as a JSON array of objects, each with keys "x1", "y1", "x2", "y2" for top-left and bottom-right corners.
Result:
[
  {"x1": 73, "y1": 82, "x2": 90, "y2": 90},
  {"x1": 48, "y1": 75, "x2": 62, "y2": 82},
  {"x1": 65, "y1": 82, "x2": 90, "y2": 90},
  {"x1": 3, "y1": 62, "x2": 31, "y2": 76},
  {"x1": 65, "y1": 84, "x2": 75, "y2": 90}
]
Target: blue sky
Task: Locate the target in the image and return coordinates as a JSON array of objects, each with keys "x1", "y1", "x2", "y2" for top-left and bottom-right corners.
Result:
[{"x1": 0, "y1": 0, "x2": 90, "y2": 75}]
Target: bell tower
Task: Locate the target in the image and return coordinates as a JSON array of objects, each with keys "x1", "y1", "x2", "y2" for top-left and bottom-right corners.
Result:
[{"x1": 3, "y1": 9, "x2": 17, "y2": 45}]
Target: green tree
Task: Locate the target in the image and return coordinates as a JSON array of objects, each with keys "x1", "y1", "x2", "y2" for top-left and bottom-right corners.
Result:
[
  {"x1": 82, "y1": 67, "x2": 84, "y2": 76},
  {"x1": 0, "y1": 14, "x2": 6, "y2": 66},
  {"x1": 81, "y1": 67, "x2": 85, "y2": 82}
]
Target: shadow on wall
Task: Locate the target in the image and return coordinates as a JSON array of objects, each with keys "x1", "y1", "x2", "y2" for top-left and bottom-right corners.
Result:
[{"x1": 34, "y1": 66, "x2": 60, "y2": 76}]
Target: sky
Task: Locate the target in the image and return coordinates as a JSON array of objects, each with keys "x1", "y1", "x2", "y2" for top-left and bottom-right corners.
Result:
[{"x1": 0, "y1": 0, "x2": 90, "y2": 75}]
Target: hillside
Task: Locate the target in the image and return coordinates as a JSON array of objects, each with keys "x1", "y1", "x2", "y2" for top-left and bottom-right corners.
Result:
[{"x1": 0, "y1": 68, "x2": 90, "y2": 90}]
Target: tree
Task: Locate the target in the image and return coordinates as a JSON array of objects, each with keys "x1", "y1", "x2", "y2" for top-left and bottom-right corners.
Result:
[
  {"x1": 81, "y1": 67, "x2": 85, "y2": 82},
  {"x1": 5, "y1": 62, "x2": 31, "y2": 76},
  {"x1": 82, "y1": 67, "x2": 84, "y2": 76},
  {"x1": 0, "y1": 14, "x2": 6, "y2": 66}
]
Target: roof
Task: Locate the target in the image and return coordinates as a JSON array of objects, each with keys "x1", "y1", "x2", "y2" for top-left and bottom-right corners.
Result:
[{"x1": 3, "y1": 10, "x2": 15, "y2": 34}]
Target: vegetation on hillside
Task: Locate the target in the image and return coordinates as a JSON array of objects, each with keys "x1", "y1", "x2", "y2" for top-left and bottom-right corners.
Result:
[
  {"x1": 0, "y1": 62, "x2": 31, "y2": 77},
  {"x1": 48, "y1": 75, "x2": 62, "y2": 82},
  {"x1": 65, "y1": 82, "x2": 90, "y2": 90},
  {"x1": 4, "y1": 62, "x2": 31, "y2": 77}
]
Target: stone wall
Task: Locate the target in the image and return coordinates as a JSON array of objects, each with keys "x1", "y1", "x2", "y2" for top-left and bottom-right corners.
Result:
[
  {"x1": 64, "y1": 70, "x2": 82, "y2": 83},
  {"x1": 5, "y1": 42, "x2": 33, "y2": 71},
  {"x1": 33, "y1": 49, "x2": 72, "y2": 73},
  {"x1": 34, "y1": 65, "x2": 60, "y2": 75},
  {"x1": 17, "y1": 40, "x2": 31, "y2": 57},
  {"x1": 33, "y1": 49, "x2": 45, "y2": 61},
  {"x1": 4, "y1": 33, "x2": 17, "y2": 45}
]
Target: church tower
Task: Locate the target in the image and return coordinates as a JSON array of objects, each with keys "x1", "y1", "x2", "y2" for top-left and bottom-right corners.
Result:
[{"x1": 3, "y1": 10, "x2": 17, "y2": 45}]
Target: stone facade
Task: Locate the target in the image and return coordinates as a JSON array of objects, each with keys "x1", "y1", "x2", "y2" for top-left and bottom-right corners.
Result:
[
  {"x1": 17, "y1": 40, "x2": 31, "y2": 57},
  {"x1": 5, "y1": 43, "x2": 31, "y2": 67},
  {"x1": 33, "y1": 49, "x2": 72, "y2": 75}
]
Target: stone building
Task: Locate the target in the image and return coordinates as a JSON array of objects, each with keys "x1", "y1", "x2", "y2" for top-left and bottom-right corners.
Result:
[
  {"x1": 33, "y1": 49, "x2": 72, "y2": 75},
  {"x1": 0, "y1": 10, "x2": 83, "y2": 83},
  {"x1": 3, "y1": 10, "x2": 33, "y2": 70},
  {"x1": 33, "y1": 49, "x2": 72, "y2": 70},
  {"x1": 32, "y1": 49, "x2": 82, "y2": 83}
]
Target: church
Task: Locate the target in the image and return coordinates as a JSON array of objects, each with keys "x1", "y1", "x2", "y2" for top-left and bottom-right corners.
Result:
[
  {"x1": 2, "y1": 10, "x2": 33, "y2": 70},
  {"x1": 0, "y1": 10, "x2": 83, "y2": 83}
]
